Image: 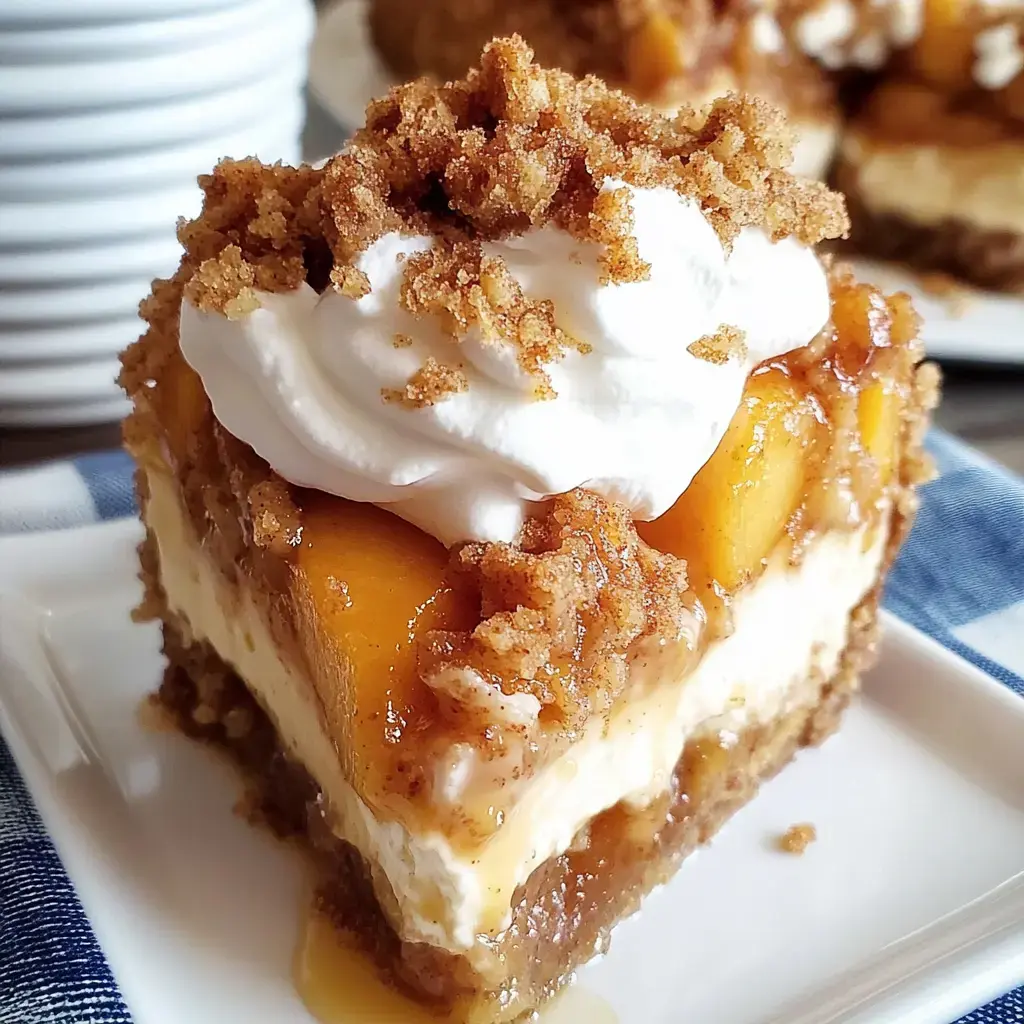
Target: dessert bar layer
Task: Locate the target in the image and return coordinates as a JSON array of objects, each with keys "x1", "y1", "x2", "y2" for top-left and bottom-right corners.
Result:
[
  {"x1": 834, "y1": 81, "x2": 1024, "y2": 292},
  {"x1": 138, "y1": 441, "x2": 896, "y2": 1019},
  {"x1": 151, "y1": 534, "x2": 882, "y2": 1023},
  {"x1": 121, "y1": 38, "x2": 937, "y2": 1022},
  {"x1": 837, "y1": 152, "x2": 1024, "y2": 292}
]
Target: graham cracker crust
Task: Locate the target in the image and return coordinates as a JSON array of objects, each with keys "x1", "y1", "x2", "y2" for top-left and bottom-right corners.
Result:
[{"x1": 150, "y1": 557, "x2": 881, "y2": 1022}]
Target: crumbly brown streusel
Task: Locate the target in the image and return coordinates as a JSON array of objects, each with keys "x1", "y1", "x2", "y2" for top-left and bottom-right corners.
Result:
[
  {"x1": 423, "y1": 489, "x2": 698, "y2": 735},
  {"x1": 688, "y1": 324, "x2": 748, "y2": 365},
  {"x1": 381, "y1": 356, "x2": 470, "y2": 407},
  {"x1": 398, "y1": 240, "x2": 593, "y2": 399},
  {"x1": 778, "y1": 822, "x2": 817, "y2": 854},
  {"x1": 177, "y1": 37, "x2": 845, "y2": 396},
  {"x1": 181, "y1": 36, "x2": 846, "y2": 311}
]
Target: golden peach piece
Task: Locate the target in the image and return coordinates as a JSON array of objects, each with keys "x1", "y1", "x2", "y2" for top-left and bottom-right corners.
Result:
[
  {"x1": 625, "y1": 12, "x2": 685, "y2": 98},
  {"x1": 637, "y1": 368, "x2": 817, "y2": 594},
  {"x1": 911, "y1": 0, "x2": 973, "y2": 88},
  {"x1": 858, "y1": 381, "x2": 901, "y2": 485},
  {"x1": 294, "y1": 494, "x2": 476, "y2": 802}
]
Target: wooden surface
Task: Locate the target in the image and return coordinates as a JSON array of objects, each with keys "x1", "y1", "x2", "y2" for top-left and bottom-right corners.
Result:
[{"x1": 3, "y1": 97, "x2": 1023, "y2": 476}]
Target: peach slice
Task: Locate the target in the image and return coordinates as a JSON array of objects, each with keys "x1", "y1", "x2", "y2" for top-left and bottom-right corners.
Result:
[
  {"x1": 911, "y1": 0, "x2": 973, "y2": 88},
  {"x1": 637, "y1": 368, "x2": 818, "y2": 594},
  {"x1": 858, "y1": 381, "x2": 901, "y2": 486},
  {"x1": 625, "y1": 12, "x2": 685, "y2": 97},
  {"x1": 293, "y1": 494, "x2": 477, "y2": 806}
]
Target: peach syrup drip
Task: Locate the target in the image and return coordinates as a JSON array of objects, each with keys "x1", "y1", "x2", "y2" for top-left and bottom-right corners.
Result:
[{"x1": 295, "y1": 902, "x2": 618, "y2": 1024}]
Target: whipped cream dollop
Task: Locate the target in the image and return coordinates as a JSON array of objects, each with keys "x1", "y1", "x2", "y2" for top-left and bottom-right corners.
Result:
[
  {"x1": 180, "y1": 182, "x2": 830, "y2": 547},
  {"x1": 974, "y1": 22, "x2": 1024, "y2": 90},
  {"x1": 794, "y1": 0, "x2": 922, "y2": 69}
]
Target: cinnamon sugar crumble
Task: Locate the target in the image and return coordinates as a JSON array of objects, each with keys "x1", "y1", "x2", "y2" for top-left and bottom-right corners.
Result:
[
  {"x1": 400, "y1": 243, "x2": 592, "y2": 399},
  {"x1": 382, "y1": 357, "x2": 469, "y2": 408},
  {"x1": 393, "y1": 333, "x2": 414, "y2": 348},
  {"x1": 688, "y1": 324, "x2": 748, "y2": 365},
  {"x1": 777, "y1": 822, "x2": 817, "y2": 854},
  {"x1": 421, "y1": 488, "x2": 699, "y2": 736},
  {"x1": 184, "y1": 246, "x2": 260, "y2": 320},
  {"x1": 177, "y1": 36, "x2": 846, "y2": 354}
]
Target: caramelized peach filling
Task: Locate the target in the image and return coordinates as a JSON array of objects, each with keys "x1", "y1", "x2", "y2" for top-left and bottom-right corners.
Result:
[
  {"x1": 148, "y1": 351, "x2": 476, "y2": 821},
  {"x1": 152, "y1": 277, "x2": 910, "y2": 834},
  {"x1": 287, "y1": 349, "x2": 899, "y2": 819},
  {"x1": 859, "y1": 380, "x2": 900, "y2": 485},
  {"x1": 637, "y1": 367, "x2": 821, "y2": 604},
  {"x1": 638, "y1": 278, "x2": 910, "y2": 633}
]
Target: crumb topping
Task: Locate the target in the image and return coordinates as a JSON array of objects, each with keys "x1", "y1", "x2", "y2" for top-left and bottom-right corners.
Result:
[
  {"x1": 399, "y1": 241, "x2": 593, "y2": 399},
  {"x1": 777, "y1": 822, "x2": 817, "y2": 853},
  {"x1": 687, "y1": 324, "x2": 748, "y2": 364},
  {"x1": 184, "y1": 245, "x2": 261, "y2": 321},
  {"x1": 419, "y1": 488, "x2": 700, "y2": 738},
  {"x1": 180, "y1": 36, "x2": 847, "y2": 334},
  {"x1": 382, "y1": 357, "x2": 470, "y2": 407}
]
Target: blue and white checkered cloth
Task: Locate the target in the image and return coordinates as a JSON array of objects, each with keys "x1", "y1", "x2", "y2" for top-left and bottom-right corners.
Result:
[{"x1": 0, "y1": 433, "x2": 1021, "y2": 1024}]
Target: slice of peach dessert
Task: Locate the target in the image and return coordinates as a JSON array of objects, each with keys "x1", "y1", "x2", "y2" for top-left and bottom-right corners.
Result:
[
  {"x1": 835, "y1": 76, "x2": 1024, "y2": 294},
  {"x1": 121, "y1": 36, "x2": 938, "y2": 1024},
  {"x1": 367, "y1": 0, "x2": 842, "y2": 179}
]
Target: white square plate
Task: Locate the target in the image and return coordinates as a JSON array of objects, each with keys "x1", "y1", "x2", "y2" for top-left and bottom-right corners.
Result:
[{"x1": 0, "y1": 518, "x2": 1022, "y2": 1024}]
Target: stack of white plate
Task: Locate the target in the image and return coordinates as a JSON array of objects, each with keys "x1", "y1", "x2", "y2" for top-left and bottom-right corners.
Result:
[{"x1": 0, "y1": 0, "x2": 315, "y2": 427}]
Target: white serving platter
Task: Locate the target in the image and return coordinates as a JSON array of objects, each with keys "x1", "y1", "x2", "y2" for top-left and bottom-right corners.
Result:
[
  {"x1": 849, "y1": 260, "x2": 1024, "y2": 366},
  {"x1": 0, "y1": 518, "x2": 1021, "y2": 1024},
  {"x1": 308, "y1": 0, "x2": 1024, "y2": 368},
  {"x1": 307, "y1": 0, "x2": 392, "y2": 133}
]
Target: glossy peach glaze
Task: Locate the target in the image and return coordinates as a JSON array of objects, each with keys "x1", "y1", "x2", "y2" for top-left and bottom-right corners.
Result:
[
  {"x1": 152, "y1": 276, "x2": 909, "y2": 826},
  {"x1": 149, "y1": 346, "x2": 477, "y2": 823},
  {"x1": 290, "y1": 280, "x2": 904, "y2": 817},
  {"x1": 638, "y1": 277, "x2": 910, "y2": 630},
  {"x1": 638, "y1": 366, "x2": 822, "y2": 597},
  {"x1": 291, "y1": 493, "x2": 478, "y2": 815}
]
